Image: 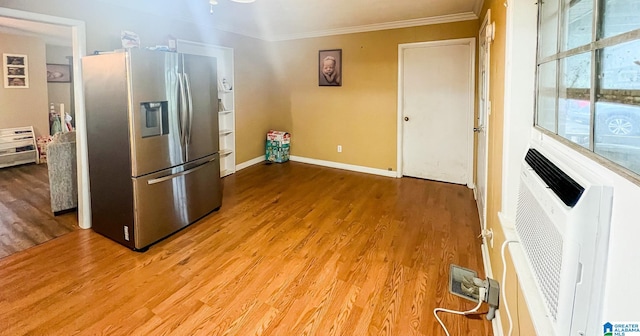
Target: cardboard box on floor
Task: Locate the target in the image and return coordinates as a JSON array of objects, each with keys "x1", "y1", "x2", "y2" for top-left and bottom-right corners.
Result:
[{"x1": 266, "y1": 130, "x2": 290, "y2": 163}]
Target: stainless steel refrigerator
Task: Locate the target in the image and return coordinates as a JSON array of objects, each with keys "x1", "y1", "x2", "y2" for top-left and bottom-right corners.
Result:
[{"x1": 82, "y1": 49, "x2": 222, "y2": 251}]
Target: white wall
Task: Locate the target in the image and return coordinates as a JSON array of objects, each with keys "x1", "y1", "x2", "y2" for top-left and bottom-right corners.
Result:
[
  {"x1": 501, "y1": 0, "x2": 537, "y2": 222},
  {"x1": 502, "y1": 0, "x2": 640, "y2": 327}
]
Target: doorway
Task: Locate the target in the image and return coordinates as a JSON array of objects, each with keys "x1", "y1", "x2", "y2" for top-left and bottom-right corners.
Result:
[
  {"x1": 0, "y1": 9, "x2": 89, "y2": 247},
  {"x1": 397, "y1": 38, "x2": 475, "y2": 186}
]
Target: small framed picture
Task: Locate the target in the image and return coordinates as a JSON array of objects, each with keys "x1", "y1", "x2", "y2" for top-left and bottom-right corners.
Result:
[
  {"x1": 3, "y1": 53, "x2": 29, "y2": 89},
  {"x1": 7, "y1": 67, "x2": 25, "y2": 76},
  {"x1": 319, "y1": 49, "x2": 342, "y2": 87},
  {"x1": 46, "y1": 64, "x2": 71, "y2": 83}
]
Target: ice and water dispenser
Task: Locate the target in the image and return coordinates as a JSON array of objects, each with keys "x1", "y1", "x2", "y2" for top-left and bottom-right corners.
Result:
[{"x1": 140, "y1": 101, "x2": 169, "y2": 138}]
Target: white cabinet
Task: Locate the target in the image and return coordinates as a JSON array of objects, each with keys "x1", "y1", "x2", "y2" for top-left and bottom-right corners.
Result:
[
  {"x1": 177, "y1": 40, "x2": 235, "y2": 177},
  {"x1": 0, "y1": 126, "x2": 38, "y2": 168}
]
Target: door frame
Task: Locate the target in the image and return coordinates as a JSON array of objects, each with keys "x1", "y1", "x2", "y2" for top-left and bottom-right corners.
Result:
[
  {"x1": 396, "y1": 38, "x2": 476, "y2": 188},
  {"x1": 476, "y1": 10, "x2": 492, "y2": 230},
  {"x1": 0, "y1": 8, "x2": 91, "y2": 229}
]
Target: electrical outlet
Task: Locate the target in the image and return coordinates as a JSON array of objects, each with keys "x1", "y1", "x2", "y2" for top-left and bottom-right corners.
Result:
[
  {"x1": 449, "y1": 264, "x2": 479, "y2": 302},
  {"x1": 337, "y1": 145, "x2": 342, "y2": 153}
]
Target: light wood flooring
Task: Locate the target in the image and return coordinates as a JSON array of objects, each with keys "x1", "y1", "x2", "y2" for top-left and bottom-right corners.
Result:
[
  {"x1": 0, "y1": 162, "x2": 491, "y2": 335},
  {"x1": 0, "y1": 163, "x2": 77, "y2": 259}
]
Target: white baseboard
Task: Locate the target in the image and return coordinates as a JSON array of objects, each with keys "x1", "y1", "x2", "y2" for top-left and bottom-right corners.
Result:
[
  {"x1": 289, "y1": 156, "x2": 397, "y2": 178},
  {"x1": 481, "y1": 237, "x2": 504, "y2": 336},
  {"x1": 236, "y1": 156, "x2": 265, "y2": 171}
]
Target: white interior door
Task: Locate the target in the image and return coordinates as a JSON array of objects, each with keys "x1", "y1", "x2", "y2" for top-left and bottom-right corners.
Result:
[
  {"x1": 400, "y1": 40, "x2": 473, "y2": 185},
  {"x1": 476, "y1": 14, "x2": 491, "y2": 230}
]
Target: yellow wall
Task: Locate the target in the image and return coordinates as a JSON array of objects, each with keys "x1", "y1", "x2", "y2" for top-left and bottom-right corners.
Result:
[
  {"x1": 201, "y1": 33, "x2": 287, "y2": 163},
  {"x1": 0, "y1": 33, "x2": 49, "y2": 137},
  {"x1": 274, "y1": 21, "x2": 479, "y2": 170},
  {"x1": 480, "y1": 1, "x2": 536, "y2": 335}
]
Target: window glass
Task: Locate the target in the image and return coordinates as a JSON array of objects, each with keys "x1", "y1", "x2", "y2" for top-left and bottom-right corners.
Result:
[
  {"x1": 558, "y1": 52, "x2": 592, "y2": 147},
  {"x1": 537, "y1": 61, "x2": 559, "y2": 132},
  {"x1": 594, "y1": 102, "x2": 640, "y2": 174},
  {"x1": 540, "y1": 0, "x2": 561, "y2": 58},
  {"x1": 595, "y1": 39, "x2": 640, "y2": 174},
  {"x1": 602, "y1": 0, "x2": 640, "y2": 38},
  {"x1": 536, "y1": 0, "x2": 640, "y2": 179},
  {"x1": 563, "y1": 0, "x2": 593, "y2": 51},
  {"x1": 598, "y1": 39, "x2": 640, "y2": 91}
]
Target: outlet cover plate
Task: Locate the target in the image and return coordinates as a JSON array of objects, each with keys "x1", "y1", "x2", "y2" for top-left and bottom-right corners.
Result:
[{"x1": 449, "y1": 264, "x2": 479, "y2": 302}]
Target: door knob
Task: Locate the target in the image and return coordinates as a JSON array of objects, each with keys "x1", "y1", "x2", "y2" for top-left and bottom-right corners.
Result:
[
  {"x1": 404, "y1": 117, "x2": 409, "y2": 121},
  {"x1": 474, "y1": 127, "x2": 483, "y2": 132}
]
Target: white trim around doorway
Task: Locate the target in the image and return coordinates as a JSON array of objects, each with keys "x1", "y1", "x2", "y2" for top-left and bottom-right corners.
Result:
[{"x1": 0, "y1": 8, "x2": 90, "y2": 229}]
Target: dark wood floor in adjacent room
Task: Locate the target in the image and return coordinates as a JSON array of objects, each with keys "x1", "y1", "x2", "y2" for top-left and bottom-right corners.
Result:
[
  {"x1": 0, "y1": 163, "x2": 77, "y2": 259},
  {"x1": 0, "y1": 162, "x2": 491, "y2": 336}
]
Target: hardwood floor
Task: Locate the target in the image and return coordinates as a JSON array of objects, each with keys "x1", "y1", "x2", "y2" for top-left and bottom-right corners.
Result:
[
  {"x1": 0, "y1": 163, "x2": 77, "y2": 259},
  {"x1": 0, "y1": 162, "x2": 491, "y2": 335}
]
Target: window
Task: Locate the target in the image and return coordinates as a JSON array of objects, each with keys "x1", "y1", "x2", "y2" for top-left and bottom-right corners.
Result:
[{"x1": 535, "y1": 0, "x2": 640, "y2": 177}]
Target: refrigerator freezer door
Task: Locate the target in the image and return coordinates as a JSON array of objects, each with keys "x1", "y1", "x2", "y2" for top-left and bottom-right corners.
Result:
[
  {"x1": 128, "y1": 49, "x2": 183, "y2": 177},
  {"x1": 83, "y1": 52, "x2": 137, "y2": 249},
  {"x1": 181, "y1": 54, "x2": 220, "y2": 161},
  {"x1": 132, "y1": 153, "x2": 222, "y2": 249}
]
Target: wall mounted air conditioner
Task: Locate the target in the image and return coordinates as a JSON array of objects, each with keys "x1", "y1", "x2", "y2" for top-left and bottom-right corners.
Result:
[{"x1": 515, "y1": 142, "x2": 613, "y2": 335}]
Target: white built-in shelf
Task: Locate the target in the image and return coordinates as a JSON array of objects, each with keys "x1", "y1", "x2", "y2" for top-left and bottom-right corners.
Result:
[
  {"x1": 220, "y1": 149, "x2": 233, "y2": 156},
  {"x1": 219, "y1": 129, "x2": 233, "y2": 136},
  {"x1": 218, "y1": 110, "x2": 233, "y2": 115},
  {"x1": 221, "y1": 169, "x2": 233, "y2": 177},
  {"x1": 0, "y1": 126, "x2": 39, "y2": 168},
  {"x1": 219, "y1": 89, "x2": 233, "y2": 94}
]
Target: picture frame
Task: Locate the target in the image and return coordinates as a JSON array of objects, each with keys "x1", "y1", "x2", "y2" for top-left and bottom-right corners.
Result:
[
  {"x1": 3, "y1": 53, "x2": 29, "y2": 89},
  {"x1": 319, "y1": 49, "x2": 342, "y2": 87},
  {"x1": 46, "y1": 63, "x2": 71, "y2": 83}
]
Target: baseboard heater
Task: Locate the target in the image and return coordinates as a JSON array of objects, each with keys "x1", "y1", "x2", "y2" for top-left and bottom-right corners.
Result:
[{"x1": 514, "y1": 143, "x2": 613, "y2": 335}]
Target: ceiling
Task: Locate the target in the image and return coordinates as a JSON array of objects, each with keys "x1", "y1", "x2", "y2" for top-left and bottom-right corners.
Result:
[
  {"x1": 0, "y1": 16, "x2": 71, "y2": 46},
  {"x1": 209, "y1": 0, "x2": 484, "y2": 40},
  {"x1": 0, "y1": 0, "x2": 483, "y2": 45}
]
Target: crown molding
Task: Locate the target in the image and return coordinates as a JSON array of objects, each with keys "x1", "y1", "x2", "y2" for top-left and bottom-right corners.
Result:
[
  {"x1": 210, "y1": 22, "x2": 273, "y2": 41},
  {"x1": 473, "y1": 0, "x2": 485, "y2": 16},
  {"x1": 267, "y1": 12, "x2": 479, "y2": 41},
  {"x1": 211, "y1": 12, "x2": 480, "y2": 42}
]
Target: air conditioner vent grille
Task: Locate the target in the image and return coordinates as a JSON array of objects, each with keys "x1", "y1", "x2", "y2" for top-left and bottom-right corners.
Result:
[
  {"x1": 516, "y1": 180, "x2": 563, "y2": 321},
  {"x1": 525, "y1": 148, "x2": 584, "y2": 207}
]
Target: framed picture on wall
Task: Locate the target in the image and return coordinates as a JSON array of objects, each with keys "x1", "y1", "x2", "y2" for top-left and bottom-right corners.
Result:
[
  {"x1": 46, "y1": 63, "x2": 71, "y2": 83},
  {"x1": 3, "y1": 53, "x2": 29, "y2": 89},
  {"x1": 319, "y1": 49, "x2": 342, "y2": 87}
]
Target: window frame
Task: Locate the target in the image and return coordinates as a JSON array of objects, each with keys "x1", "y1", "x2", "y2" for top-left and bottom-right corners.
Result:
[{"x1": 534, "y1": 0, "x2": 640, "y2": 184}]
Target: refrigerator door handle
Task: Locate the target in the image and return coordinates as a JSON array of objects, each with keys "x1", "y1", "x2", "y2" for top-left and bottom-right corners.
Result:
[
  {"x1": 147, "y1": 157, "x2": 216, "y2": 185},
  {"x1": 184, "y1": 72, "x2": 194, "y2": 146},
  {"x1": 177, "y1": 72, "x2": 189, "y2": 162}
]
